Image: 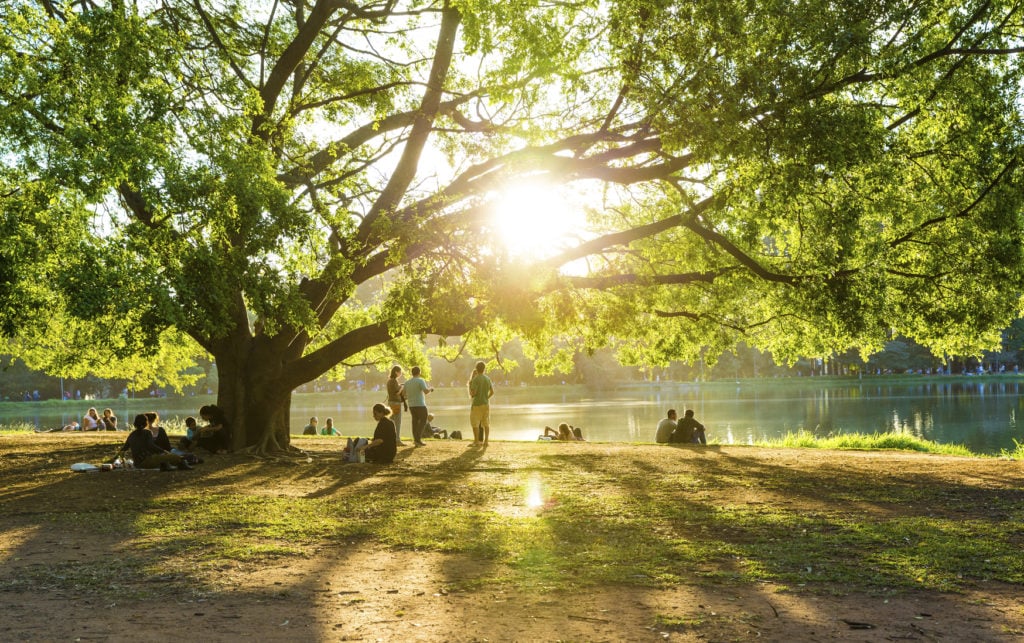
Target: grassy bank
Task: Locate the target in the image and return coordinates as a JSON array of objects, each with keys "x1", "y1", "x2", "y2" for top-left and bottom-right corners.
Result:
[
  {"x1": 2, "y1": 434, "x2": 1023, "y2": 604},
  {"x1": 5, "y1": 425, "x2": 1020, "y2": 458}
]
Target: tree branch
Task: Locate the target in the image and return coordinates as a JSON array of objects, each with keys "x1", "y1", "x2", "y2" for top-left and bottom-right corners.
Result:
[
  {"x1": 888, "y1": 156, "x2": 1019, "y2": 247},
  {"x1": 563, "y1": 270, "x2": 726, "y2": 289},
  {"x1": 191, "y1": 0, "x2": 253, "y2": 91},
  {"x1": 355, "y1": 5, "x2": 462, "y2": 245},
  {"x1": 256, "y1": 0, "x2": 339, "y2": 139},
  {"x1": 284, "y1": 321, "x2": 392, "y2": 389}
]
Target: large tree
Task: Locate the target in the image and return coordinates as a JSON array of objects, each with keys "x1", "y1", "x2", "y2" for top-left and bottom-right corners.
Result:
[{"x1": 2, "y1": 0, "x2": 1023, "y2": 451}]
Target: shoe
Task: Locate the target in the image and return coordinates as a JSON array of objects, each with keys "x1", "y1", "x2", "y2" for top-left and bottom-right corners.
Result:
[
  {"x1": 397, "y1": 441, "x2": 408, "y2": 447},
  {"x1": 177, "y1": 461, "x2": 193, "y2": 470},
  {"x1": 414, "y1": 441, "x2": 426, "y2": 447},
  {"x1": 159, "y1": 462, "x2": 172, "y2": 472}
]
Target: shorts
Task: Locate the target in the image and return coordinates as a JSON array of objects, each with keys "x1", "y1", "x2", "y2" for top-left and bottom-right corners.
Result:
[{"x1": 470, "y1": 404, "x2": 490, "y2": 431}]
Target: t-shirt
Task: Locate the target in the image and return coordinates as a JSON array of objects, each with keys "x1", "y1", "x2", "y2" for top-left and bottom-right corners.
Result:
[
  {"x1": 386, "y1": 378, "x2": 404, "y2": 405},
  {"x1": 404, "y1": 377, "x2": 430, "y2": 407},
  {"x1": 152, "y1": 427, "x2": 172, "y2": 451},
  {"x1": 122, "y1": 428, "x2": 164, "y2": 464},
  {"x1": 469, "y1": 373, "x2": 493, "y2": 406},
  {"x1": 204, "y1": 406, "x2": 230, "y2": 429},
  {"x1": 655, "y1": 418, "x2": 676, "y2": 444},
  {"x1": 302, "y1": 424, "x2": 317, "y2": 435},
  {"x1": 671, "y1": 417, "x2": 704, "y2": 443},
  {"x1": 366, "y1": 418, "x2": 397, "y2": 463}
]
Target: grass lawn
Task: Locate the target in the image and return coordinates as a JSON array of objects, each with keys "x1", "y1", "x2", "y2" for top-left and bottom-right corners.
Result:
[{"x1": 2, "y1": 433, "x2": 1023, "y2": 640}]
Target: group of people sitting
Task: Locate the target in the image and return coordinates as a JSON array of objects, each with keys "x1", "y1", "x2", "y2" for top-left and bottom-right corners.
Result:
[
  {"x1": 39, "y1": 407, "x2": 119, "y2": 432},
  {"x1": 655, "y1": 408, "x2": 707, "y2": 444},
  {"x1": 539, "y1": 423, "x2": 585, "y2": 441},
  {"x1": 328, "y1": 405, "x2": 463, "y2": 465},
  {"x1": 115, "y1": 404, "x2": 232, "y2": 471},
  {"x1": 302, "y1": 416, "x2": 339, "y2": 435}
]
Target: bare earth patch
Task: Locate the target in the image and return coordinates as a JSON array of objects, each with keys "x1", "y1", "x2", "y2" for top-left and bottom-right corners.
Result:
[{"x1": 1, "y1": 434, "x2": 1023, "y2": 641}]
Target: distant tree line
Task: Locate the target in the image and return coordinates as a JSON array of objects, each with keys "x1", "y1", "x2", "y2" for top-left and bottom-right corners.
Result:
[{"x1": 7, "y1": 320, "x2": 1024, "y2": 401}]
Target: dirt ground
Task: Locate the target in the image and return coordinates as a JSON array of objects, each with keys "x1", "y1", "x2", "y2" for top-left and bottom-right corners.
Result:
[{"x1": 2, "y1": 434, "x2": 1023, "y2": 642}]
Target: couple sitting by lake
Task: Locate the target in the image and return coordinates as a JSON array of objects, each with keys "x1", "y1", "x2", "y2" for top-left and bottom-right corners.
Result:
[{"x1": 655, "y1": 409, "x2": 707, "y2": 445}]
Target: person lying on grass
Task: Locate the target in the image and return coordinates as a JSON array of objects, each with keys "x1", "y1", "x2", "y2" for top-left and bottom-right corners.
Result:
[{"x1": 541, "y1": 423, "x2": 585, "y2": 441}]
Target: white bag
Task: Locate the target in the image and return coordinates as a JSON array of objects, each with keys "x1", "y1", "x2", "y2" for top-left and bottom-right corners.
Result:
[{"x1": 346, "y1": 437, "x2": 368, "y2": 462}]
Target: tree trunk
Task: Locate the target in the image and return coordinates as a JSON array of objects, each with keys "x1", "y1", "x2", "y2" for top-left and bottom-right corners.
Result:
[
  {"x1": 204, "y1": 317, "x2": 392, "y2": 454},
  {"x1": 213, "y1": 339, "x2": 296, "y2": 454}
]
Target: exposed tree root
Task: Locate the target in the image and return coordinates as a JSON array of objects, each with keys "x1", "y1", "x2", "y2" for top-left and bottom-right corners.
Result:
[{"x1": 239, "y1": 432, "x2": 310, "y2": 461}]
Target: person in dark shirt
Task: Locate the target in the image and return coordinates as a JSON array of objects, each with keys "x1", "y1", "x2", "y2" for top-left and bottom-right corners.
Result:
[
  {"x1": 101, "y1": 408, "x2": 118, "y2": 431},
  {"x1": 359, "y1": 404, "x2": 397, "y2": 464},
  {"x1": 144, "y1": 411, "x2": 173, "y2": 451},
  {"x1": 670, "y1": 409, "x2": 706, "y2": 445},
  {"x1": 196, "y1": 404, "x2": 231, "y2": 453},
  {"x1": 120, "y1": 414, "x2": 191, "y2": 470}
]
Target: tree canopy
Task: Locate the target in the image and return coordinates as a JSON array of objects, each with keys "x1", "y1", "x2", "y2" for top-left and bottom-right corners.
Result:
[{"x1": 2, "y1": 0, "x2": 1023, "y2": 450}]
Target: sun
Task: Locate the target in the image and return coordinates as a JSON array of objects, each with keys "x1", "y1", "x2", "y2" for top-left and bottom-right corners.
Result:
[{"x1": 490, "y1": 179, "x2": 587, "y2": 260}]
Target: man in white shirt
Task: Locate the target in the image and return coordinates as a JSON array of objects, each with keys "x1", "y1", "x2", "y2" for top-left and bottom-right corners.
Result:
[{"x1": 655, "y1": 409, "x2": 677, "y2": 443}]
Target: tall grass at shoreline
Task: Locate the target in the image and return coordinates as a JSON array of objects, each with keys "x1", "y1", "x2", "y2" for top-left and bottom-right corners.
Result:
[{"x1": 752, "y1": 430, "x2": 978, "y2": 456}]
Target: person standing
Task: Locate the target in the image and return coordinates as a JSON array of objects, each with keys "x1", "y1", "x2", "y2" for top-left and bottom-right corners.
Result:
[
  {"x1": 468, "y1": 361, "x2": 494, "y2": 444},
  {"x1": 655, "y1": 409, "x2": 677, "y2": 443},
  {"x1": 386, "y1": 365, "x2": 407, "y2": 446},
  {"x1": 403, "y1": 366, "x2": 435, "y2": 446}
]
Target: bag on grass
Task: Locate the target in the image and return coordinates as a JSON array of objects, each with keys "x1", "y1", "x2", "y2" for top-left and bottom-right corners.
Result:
[{"x1": 347, "y1": 437, "x2": 368, "y2": 462}]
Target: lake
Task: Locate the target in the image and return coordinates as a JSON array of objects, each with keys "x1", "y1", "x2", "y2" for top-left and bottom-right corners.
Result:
[{"x1": 4, "y1": 379, "x2": 1022, "y2": 454}]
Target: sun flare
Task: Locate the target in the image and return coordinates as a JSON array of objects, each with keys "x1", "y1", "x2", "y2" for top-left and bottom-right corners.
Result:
[
  {"x1": 525, "y1": 475, "x2": 545, "y2": 509},
  {"x1": 490, "y1": 180, "x2": 587, "y2": 260}
]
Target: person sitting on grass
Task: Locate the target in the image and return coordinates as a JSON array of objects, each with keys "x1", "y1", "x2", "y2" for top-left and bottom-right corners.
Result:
[
  {"x1": 302, "y1": 416, "x2": 318, "y2": 435},
  {"x1": 422, "y1": 413, "x2": 447, "y2": 439},
  {"x1": 81, "y1": 407, "x2": 101, "y2": 431},
  {"x1": 196, "y1": 404, "x2": 231, "y2": 454},
  {"x1": 101, "y1": 408, "x2": 118, "y2": 431},
  {"x1": 144, "y1": 412, "x2": 173, "y2": 451},
  {"x1": 655, "y1": 409, "x2": 677, "y2": 444},
  {"x1": 355, "y1": 404, "x2": 397, "y2": 464},
  {"x1": 320, "y1": 417, "x2": 340, "y2": 436},
  {"x1": 670, "y1": 409, "x2": 706, "y2": 445},
  {"x1": 120, "y1": 414, "x2": 191, "y2": 471}
]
